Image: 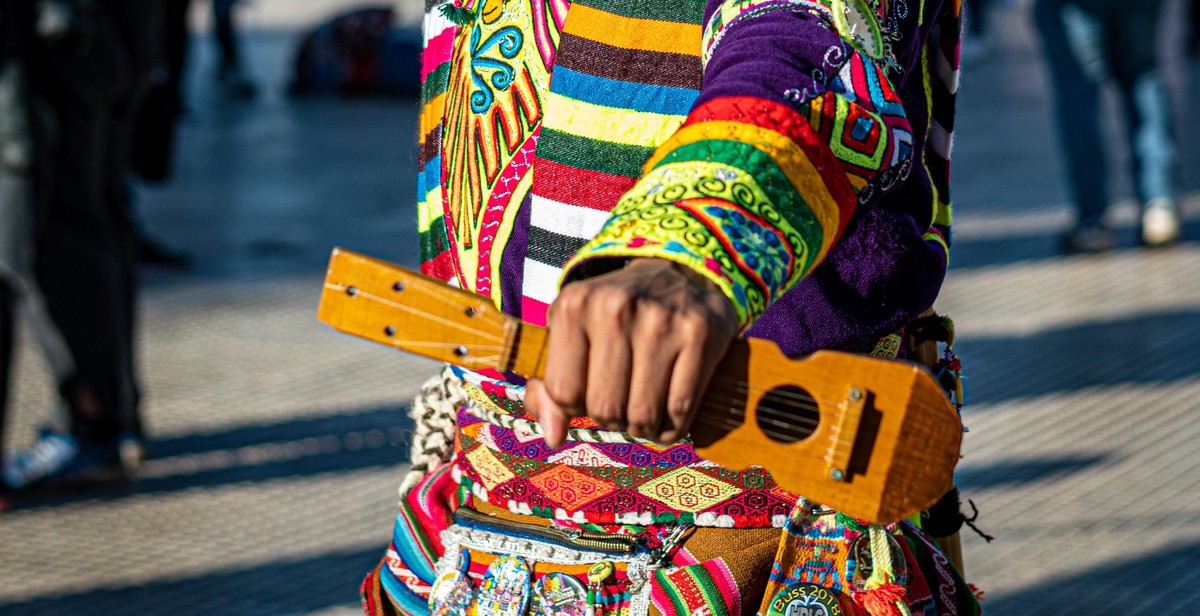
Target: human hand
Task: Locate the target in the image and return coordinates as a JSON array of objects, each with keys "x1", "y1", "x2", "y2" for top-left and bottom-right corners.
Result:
[{"x1": 525, "y1": 258, "x2": 739, "y2": 448}]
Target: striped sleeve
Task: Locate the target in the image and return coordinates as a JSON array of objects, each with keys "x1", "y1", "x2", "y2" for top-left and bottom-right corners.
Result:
[
  {"x1": 922, "y1": 1, "x2": 963, "y2": 258},
  {"x1": 563, "y1": 0, "x2": 921, "y2": 330},
  {"x1": 417, "y1": 2, "x2": 459, "y2": 282}
]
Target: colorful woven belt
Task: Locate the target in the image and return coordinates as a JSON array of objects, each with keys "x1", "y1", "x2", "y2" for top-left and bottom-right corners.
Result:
[{"x1": 451, "y1": 372, "x2": 798, "y2": 528}]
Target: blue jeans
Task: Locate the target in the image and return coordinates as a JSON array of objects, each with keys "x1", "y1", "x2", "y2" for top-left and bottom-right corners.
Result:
[{"x1": 1034, "y1": 0, "x2": 1176, "y2": 228}]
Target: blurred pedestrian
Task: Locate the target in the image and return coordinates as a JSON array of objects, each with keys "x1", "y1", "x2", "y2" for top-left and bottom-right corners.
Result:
[
  {"x1": 0, "y1": 0, "x2": 73, "y2": 497},
  {"x1": 1035, "y1": 0, "x2": 1180, "y2": 253},
  {"x1": 161, "y1": 0, "x2": 258, "y2": 99},
  {"x1": 962, "y1": 0, "x2": 992, "y2": 64},
  {"x1": 0, "y1": 0, "x2": 34, "y2": 503},
  {"x1": 213, "y1": 0, "x2": 258, "y2": 97},
  {"x1": 2, "y1": 0, "x2": 160, "y2": 491},
  {"x1": 1189, "y1": 0, "x2": 1200, "y2": 57},
  {"x1": 121, "y1": 0, "x2": 194, "y2": 268}
]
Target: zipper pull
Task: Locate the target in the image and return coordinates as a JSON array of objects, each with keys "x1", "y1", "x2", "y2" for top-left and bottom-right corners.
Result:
[
  {"x1": 555, "y1": 526, "x2": 582, "y2": 541},
  {"x1": 651, "y1": 524, "x2": 691, "y2": 564}
]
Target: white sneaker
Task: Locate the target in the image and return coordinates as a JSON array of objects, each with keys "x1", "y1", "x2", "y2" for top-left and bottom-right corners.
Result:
[
  {"x1": 3, "y1": 429, "x2": 79, "y2": 490},
  {"x1": 1141, "y1": 199, "x2": 1180, "y2": 247}
]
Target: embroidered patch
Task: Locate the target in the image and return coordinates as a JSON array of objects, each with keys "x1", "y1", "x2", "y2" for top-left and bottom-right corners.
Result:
[
  {"x1": 466, "y1": 445, "x2": 518, "y2": 489},
  {"x1": 476, "y1": 555, "x2": 532, "y2": 616},
  {"x1": 766, "y1": 583, "x2": 844, "y2": 616},
  {"x1": 530, "y1": 572, "x2": 589, "y2": 616}
]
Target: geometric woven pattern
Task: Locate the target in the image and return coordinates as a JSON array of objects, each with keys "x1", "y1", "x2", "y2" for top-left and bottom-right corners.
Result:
[
  {"x1": 546, "y1": 444, "x2": 627, "y2": 467},
  {"x1": 454, "y1": 404, "x2": 798, "y2": 527},
  {"x1": 526, "y1": 465, "x2": 616, "y2": 511},
  {"x1": 637, "y1": 468, "x2": 742, "y2": 512},
  {"x1": 464, "y1": 446, "x2": 517, "y2": 490}
]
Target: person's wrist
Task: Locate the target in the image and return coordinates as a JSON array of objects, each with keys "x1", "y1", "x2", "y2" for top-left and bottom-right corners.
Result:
[
  {"x1": 627, "y1": 258, "x2": 738, "y2": 332},
  {"x1": 627, "y1": 257, "x2": 718, "y2": 292}
]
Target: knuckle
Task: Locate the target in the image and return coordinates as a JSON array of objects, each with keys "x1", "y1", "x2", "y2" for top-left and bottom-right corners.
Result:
[
  {"x1": 588, "y1": 397, "x2": 623, "y2": 424},
  {"x1": 676, "y1": 312, "x2": 710, "y2": 339},
  {"x1": 626, "y1": 402, "x2": 660, "y2": 428},
  {"x1": 641, "y1": 307, "x2": 674, "y2": 338},
  {"x1": 546, "y1": 380, "x2": 584, "y2": 410},
  {"x1": 667, "y1": 398, "x2": 694, "y2": 422},
  {"x1": 554, "y1": 288, "x2": 588, "y2": 319},
  {"x1": 598, "y1": 290, "x2": 635, "y2": 325}
]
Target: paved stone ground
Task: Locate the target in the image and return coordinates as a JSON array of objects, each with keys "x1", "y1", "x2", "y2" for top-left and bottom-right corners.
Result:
[{"x1": 1, "y1": 1, "x2": 1199, "y2": 614}]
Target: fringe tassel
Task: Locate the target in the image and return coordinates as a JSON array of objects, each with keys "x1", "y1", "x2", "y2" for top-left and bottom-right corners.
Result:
[
  {"x1": 438, "y1": 3, "x2": 477, "y2": 25},
  {"x1": 854, "y1": 584, "x2": 911, "y2": 616},
  {"x1": 852, "y1": 527, "x2": 912, "y2": 616}
]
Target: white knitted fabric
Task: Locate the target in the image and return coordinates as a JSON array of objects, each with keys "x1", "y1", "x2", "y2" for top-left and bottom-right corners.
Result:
[{"x1": 398, "y1": 365, "x2": 469, "y2": 495}]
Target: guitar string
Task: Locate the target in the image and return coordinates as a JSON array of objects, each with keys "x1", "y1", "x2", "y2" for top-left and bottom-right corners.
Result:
[
  {"x1": 692, "y1": 393, "x2": 822, "y2": 435},
  {"x1": 691, "y1": 414, "x2": 832, "y2": 442},
  {"x1": 395, "y1": 278, "x2": 512, "y2": 326},
  {"x1": 379, "y1": 344, "x2": 843, "y2": 441},
  {"x1": 702, "y1": 377, "x2": 854, "y2": 424},
  {"x1": 350, "y1": 287, "x2": 902, "y2": 434},
  {"x1": 366, "y1": 279, "x2": 524, "y2": 367},
  {"x1": 699, "y1": 380, "x2": 825, "y2": 422},
  {"x1": 383, "y1": 321, "x2": 869, "y2": 426},
  {"x1": 349, "y1": 283, "x2": 863, "y2": 408},
  {"x1": 382, "y1": 330, "x2": 865, "y2": 424},
  {"x1": 392, "y1": 340, "x2": 506, "y2": 351},
  {"x1": 329, "y1": 283, "x2": 489, "y2": 338},
  {"x1": 336, "y1": 283, "x2": 944, "y2": 463}
]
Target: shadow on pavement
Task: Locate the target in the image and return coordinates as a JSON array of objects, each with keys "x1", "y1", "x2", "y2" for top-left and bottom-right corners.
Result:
[
  {"x1": 0, "y1": 545, "x2": 382, "y2": 616},
  {"x1": 981, "y1": 537, "x2": 1200, "y2": 613},
  {"x1": 947, "y1": 219, "x2": 1200, "y2": 271},
  {"x1": 6, "y1": 405, "x2": 414, "y2": 513},
  {"x1": 958, "y1": 307, "x2": 1200, "y2": 406},
  {"x1": 956, "y1": 453, "x2": 1110, "y2": 492}
]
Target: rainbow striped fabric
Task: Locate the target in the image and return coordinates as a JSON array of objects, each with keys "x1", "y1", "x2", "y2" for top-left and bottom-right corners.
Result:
[
  {"x1": 519, "y1": 0, "x2": 708, "y2": 325},
  {"x1": 417, "y1": 0, "x2": 960, "y2": 336}
]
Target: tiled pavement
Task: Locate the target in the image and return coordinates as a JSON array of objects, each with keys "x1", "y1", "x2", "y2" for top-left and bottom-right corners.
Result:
[{"x1": 2, "y1": 1, "x2": 1199, "y2": 614}]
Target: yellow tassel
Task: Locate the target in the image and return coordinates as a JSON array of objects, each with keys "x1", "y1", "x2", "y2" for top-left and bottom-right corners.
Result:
[{"x1": 854, "y1": 527, "x2": 912, "y2": 616}]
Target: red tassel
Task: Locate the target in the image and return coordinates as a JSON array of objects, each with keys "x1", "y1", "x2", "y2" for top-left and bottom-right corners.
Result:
[
  {"x1": 853, "y1": 584, "x2": 909, "y2": 616},
  {"x1": 969, "y1": 583, "x2": 986, "y2": 601}
]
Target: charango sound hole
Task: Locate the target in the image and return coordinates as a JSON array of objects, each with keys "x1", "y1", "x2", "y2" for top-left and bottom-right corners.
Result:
[{"x1": 755, "y1": 385, "x2": 820, "y2": 444}]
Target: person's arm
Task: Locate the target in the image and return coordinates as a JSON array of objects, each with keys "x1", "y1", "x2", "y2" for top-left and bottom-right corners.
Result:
[
  {"x1": 528, "y1": 0, "x2": 951, "y2": 446},
  {"x1": 744, "y1": 1, "x2": 963, "y2": 357}
]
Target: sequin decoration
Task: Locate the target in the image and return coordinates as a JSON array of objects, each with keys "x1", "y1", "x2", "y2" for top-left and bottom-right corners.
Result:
[
  {"x1": 832, "y1": 0, "x2": 884, "y2": 60},
  {"x1": 476, "y1": 555, "x2": 532, "y2": 616},
  {"x1": 530, "y1": 572, "x2": 590, "y2": 616}
]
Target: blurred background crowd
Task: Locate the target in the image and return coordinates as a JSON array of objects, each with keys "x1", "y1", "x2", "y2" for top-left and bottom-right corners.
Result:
[{"x1": 0, "y1": 0, "x2": 426, "y2": 498}]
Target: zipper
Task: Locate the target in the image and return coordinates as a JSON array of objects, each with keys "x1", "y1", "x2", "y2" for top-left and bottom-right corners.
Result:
[{"x1": 453, "y1": 507, "x2": 640, "y2": 555}]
